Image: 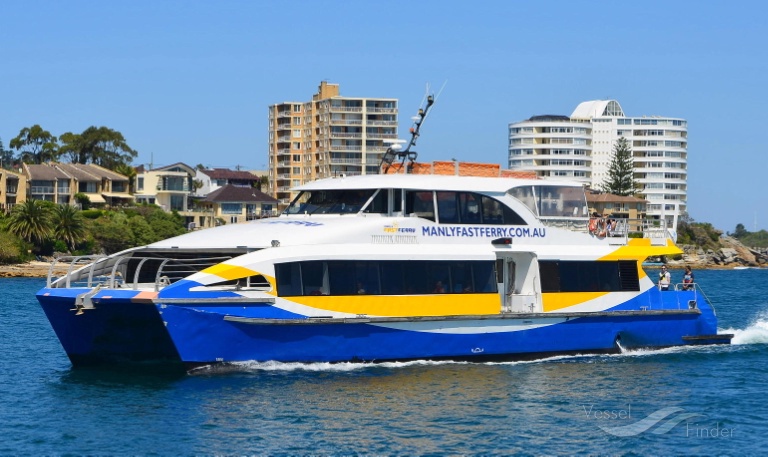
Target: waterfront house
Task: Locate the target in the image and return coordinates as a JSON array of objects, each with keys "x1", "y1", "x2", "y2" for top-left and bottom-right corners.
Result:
[
  {"x1": 196, "y1": 185, "x2": 279, "y2": 225},
  {"x1": 24, "y1": 163, "x2": 73, "y2": 204},
  {"x1": 0, "y1": 168, "x2": 27, "y2": 212}
]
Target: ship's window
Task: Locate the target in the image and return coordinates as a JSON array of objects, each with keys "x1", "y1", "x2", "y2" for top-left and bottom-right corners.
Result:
[
  {"x1": 276, "y1": 260, "x2": 498, "y2": 297},
  {"x1": 510, "y1": 185, "x2": 588, "y2": 218},
  {"x1": 205, "y1": 275, "x2": 271, "y2": 289},
  {"x1": 539, "y1": 260, "x2": 639, "y2": 292},
  {"x1": 458, "y1": 193, "x2": 482, "y2": 224},
  {"x1": 481, "y1": 195, "x2": 526, "y2": 225},
  {"x1": 393, "y1": 189, "x2": 402, "y2": 213},
  {"x1": 431, "y1": 191, "x2": 526, "y2": 225},
  {"x1": 363, "y1": 189, "x2": 388, "y2": 214},
  {"x1": 436, "y1": 192, "x2": 459, "y2": 224},
  {"x1": 275, "y1": 263, "x2": 302, "y2": 296},
  {"x1": 406, "y1": 191, "x2": 435, "y2": 221},
  {"x1": 284, "y1": 189, "x2": 376, "y2": 215}
]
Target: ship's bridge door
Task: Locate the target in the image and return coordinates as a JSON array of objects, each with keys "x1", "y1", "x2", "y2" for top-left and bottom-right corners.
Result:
[{"x1": 496, "y1": 251, "x2": 541, "y2": 313}]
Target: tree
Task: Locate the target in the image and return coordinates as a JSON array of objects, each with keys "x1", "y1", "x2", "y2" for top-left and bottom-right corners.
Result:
[
  {"x1": 7, "y1": 200, "x2": 53, "y2": 247},
  {"x1": 256, "y1": 175, "x2": 269, "y2": 192},
  {"x1": 601, "y1": 137, "x2": 636, "y2": 196},
  {"x1": 731, "y1": 223, "x2": 749, "y2": 238},
  {"x1": 114, "y1": 164, "x2": 138, "y2": 193},
  {"x1": 0, "y1": 137, "x2": 15, "y2": 169},
  {"x1": 10, "y1": 125, "x2": 59, "y2": 164},
  {"x1": 59, "y1": 126, "x2": 137, "y2": 169},
  {"x1": 90, "y1": 216, "x2": 135, "y2": 254},
  {"x1": 52, "y1": 205, "x2": 87, "y2": 250}
]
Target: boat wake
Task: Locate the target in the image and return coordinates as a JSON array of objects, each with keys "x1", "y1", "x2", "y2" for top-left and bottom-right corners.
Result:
[{"x1": 720, "y1": 316, "x2": 768, "y2": 345}]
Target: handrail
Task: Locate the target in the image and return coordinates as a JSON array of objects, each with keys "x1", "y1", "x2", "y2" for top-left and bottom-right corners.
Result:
[
  {"x1": 48, "y1": 254, "x2": 239, "y2": 291},
  {"x1": 673, "y1": 281, "x2": 717, "y2": 315}
]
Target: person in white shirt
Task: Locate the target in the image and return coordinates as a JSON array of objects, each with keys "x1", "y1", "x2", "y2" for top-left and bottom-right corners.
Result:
[{"x1": 658, "y1": 265, "x2": 672, "y2": 291}]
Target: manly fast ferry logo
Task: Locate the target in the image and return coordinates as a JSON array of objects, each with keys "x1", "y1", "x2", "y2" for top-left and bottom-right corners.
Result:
[
  {"x1": 383, "y1": 222, "x2": 416, "y2": 234},
  {"x1": 422, "y1": 226, "x2": 546, "y2": 238}
]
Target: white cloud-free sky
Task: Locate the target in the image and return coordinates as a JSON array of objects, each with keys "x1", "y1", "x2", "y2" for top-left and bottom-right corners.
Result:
[{"x1": 1, "y1": 1, "x2": 766, "y2": 231}]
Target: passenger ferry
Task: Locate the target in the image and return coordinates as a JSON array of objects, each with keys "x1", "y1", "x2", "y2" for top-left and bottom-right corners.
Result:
[
  {"x1": 36, "y1": 98, "x2": 731, "y2": 369},
  {"x1": 36, "y1": 171, "x2": 733, "y2": 368}
]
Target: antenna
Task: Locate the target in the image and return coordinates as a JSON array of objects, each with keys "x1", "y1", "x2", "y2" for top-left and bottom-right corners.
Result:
[{"x1": 380, "y1": 87, "x2": 437, "y2": 174}]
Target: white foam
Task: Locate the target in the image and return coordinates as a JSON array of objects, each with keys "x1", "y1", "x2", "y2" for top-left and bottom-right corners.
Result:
[{"x1": 721, "y1": 317, "x2": 768, "y2": 345}]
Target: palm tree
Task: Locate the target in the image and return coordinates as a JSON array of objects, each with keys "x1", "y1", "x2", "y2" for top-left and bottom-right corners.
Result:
[
  {"x1": 8, "y1": 200, "x2": 53, "y2": 247},
  {"x1": 52, "y1": 204, "x2": 86, "y2": 250},
  {"x1": 114, "y1": 163, "x2": 137, "y2": 193}
]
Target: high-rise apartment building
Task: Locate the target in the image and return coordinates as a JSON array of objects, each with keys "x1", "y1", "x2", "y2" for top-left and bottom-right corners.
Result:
[
  {"x1": 508, "y1": 100, "x2": 687, "y2": 224},
  {"x1": 268, "y1": 82, "x2": 398, "y2": 206}
]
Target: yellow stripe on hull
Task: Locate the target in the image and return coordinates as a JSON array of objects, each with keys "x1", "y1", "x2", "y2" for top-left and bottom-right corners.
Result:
[
  {"x1": 202, "y1": 264, "x2": 259, "y2": 281},
  {"x1": 287, "y1": 293, "x2": 500, "y2": 317},
  {"x1": 542, "y1": 292, "x2": 607, "y2": 312}
]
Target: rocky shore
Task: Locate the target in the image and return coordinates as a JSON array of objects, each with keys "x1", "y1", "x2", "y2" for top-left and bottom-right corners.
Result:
[
  {"x1": 670, "y1": 235, "x2": 768, "y2": 269},
  {"x1": 0, "y1": 261, "x2": 71, "y2": 278}
]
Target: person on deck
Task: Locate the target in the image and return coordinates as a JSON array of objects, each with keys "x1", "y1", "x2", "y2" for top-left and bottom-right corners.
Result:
[
  {"x1": 658, "y1": 265, "x2": 672, "y2": 291},
  {"x1": 682, "y1": 266, "x2": 695, "y2": 291}
]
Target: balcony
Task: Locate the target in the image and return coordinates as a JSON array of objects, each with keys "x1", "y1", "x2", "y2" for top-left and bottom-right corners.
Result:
[
  {"x1": 366, "y1": 133, "x2": 398, "y2": 139},
  {"x1": 366, "y1": 108, "x2": 397, "y2": 113}
]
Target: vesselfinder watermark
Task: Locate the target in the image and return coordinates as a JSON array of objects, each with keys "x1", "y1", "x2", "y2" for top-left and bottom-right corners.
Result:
[{"x1": 581, "y1": 404, "x2": 734, "y2": 438}]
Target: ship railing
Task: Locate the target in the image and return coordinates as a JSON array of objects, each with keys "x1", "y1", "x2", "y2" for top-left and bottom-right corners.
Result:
[
  {"x1": 672, "y1": 282, "x2": 717, "y2": 315},
  {"x1": 48, "y1": 254, "x2": 235, "y2": 291},
  {"x1": 539, "y1": 217, "x2": 590, "y2": 233},
  {"x1": 541, "y1": 217, "x2": 670, "y2": 245}
]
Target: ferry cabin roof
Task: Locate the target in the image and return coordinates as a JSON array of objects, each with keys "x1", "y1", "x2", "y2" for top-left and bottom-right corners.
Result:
[{"x1": 293, "y1": 174, "x2": 574, "y2": 194}]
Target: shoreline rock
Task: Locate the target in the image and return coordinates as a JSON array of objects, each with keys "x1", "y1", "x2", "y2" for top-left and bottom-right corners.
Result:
[{"x1": 0, "y1": 261, "x2": 70, "y2": 278}]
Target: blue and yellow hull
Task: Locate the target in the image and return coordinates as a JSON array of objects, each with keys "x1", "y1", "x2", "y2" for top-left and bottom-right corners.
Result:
[{"x1": 37, "y1": 286, "x2": 722, "y2": 368}]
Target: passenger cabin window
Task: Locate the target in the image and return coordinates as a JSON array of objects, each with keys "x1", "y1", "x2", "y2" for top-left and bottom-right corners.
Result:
[
  {"x1": 539, "y1": 260, "x2": 639, "y2": 292},
  {"x1": 275, "y1": 260, "x2": 498, "y2": 297},
  {"x1": 406, "y1": 191, "x2": 435, "y2": 221},
  {"x1": 415, "y1": 191, "x2": 526, "y2": 225}
]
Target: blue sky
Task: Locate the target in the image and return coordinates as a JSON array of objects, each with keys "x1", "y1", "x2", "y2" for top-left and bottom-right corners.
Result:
[{"x1": 1, "y1": 1, "x2": 766, "y2": 232}]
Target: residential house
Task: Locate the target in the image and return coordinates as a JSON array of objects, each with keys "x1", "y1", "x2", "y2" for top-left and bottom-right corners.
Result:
[
  {"x1": 134, "y1": 163, "x2": 195, "y2": 211},
  {"x1": 586, "y1": 191, "x2": 647, "y2": 219},
  {"x1": 197, "y1": 185, "x2": 278, "y2": 226},
  {"x1": 24, "y1": 163, "x2": 74, "y2": 204},
  {"x1": 135, "y1": 162, "x2": 218, "y2": 228},
  {"x1": 0, "y1": 168, "x2": 27, "y2": 212},
  {"x1": 195, "y1": 168, "x2": 263, "y2": 196},
  {"x1": 57, "y1": 163, "x2": 133, "y2": 206}
]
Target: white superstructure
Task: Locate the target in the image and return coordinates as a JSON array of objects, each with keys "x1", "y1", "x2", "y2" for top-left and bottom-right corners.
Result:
[{"x1": 508, "y1": 100, "x2": 687, "y2": 225}]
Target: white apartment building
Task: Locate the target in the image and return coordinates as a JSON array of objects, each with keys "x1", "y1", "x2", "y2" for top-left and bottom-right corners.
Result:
[
  {"x1": 268, "y1": 82, "x2": 398, "y2": 206},
  {"x1": 509, "y1": 100, "x2": 687, "y2": 224}
]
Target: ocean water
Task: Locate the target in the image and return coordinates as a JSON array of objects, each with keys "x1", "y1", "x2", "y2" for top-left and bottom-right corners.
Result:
[{"x1": 1, "y1": 269, "x2": 767, "y2": 456}]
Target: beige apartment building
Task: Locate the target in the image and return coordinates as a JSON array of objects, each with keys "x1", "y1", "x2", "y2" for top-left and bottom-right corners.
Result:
[{"x1": 268, "y1": 81, "x2": 398, "y2": 206}]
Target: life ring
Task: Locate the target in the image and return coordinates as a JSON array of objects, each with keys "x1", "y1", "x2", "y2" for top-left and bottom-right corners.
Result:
[{"x1": 589, "y1": 218, "x2": 598, "y2": 233}]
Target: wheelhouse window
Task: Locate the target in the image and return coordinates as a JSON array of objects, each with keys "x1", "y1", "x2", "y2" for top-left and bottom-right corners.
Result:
[
  {"x1": 284, "y1": 189, "x2": 376, "y2": 215},
  {"x1": 275, "y1": 260, "x2": 497, "y2": 297}
]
